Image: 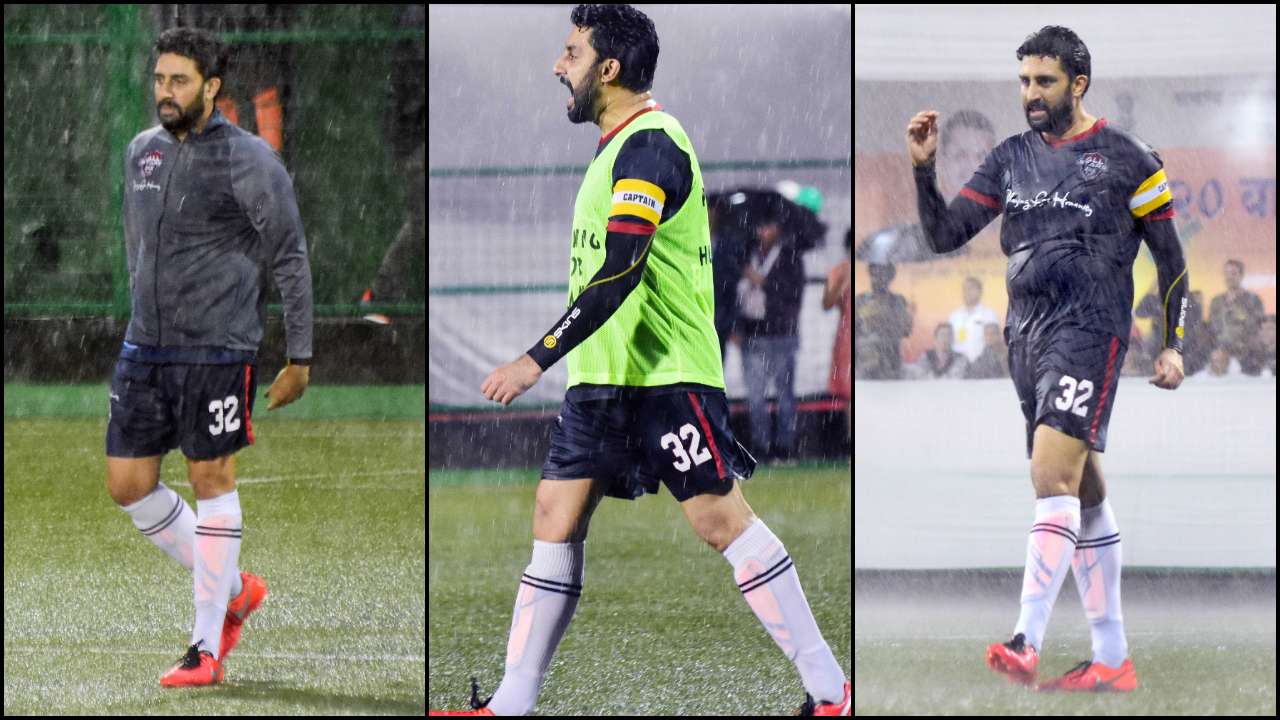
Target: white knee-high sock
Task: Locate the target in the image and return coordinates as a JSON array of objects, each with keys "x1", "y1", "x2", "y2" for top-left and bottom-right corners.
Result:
[
  {"x1": 724, "y1": 519, "x2": 846, "y2": 704},
  {"x1": 488, "y1": 540, "x2": 584, "y2": 716},
  {"x1": 1014, "y1": 495, "x2": 1080, "y2": 652},
  {"x1": 192, "y1": 490, "x2": 242, "y2": 659},
  {"x1": 1073, "y1": 499, "x2": 1128, "y2": 666},
  {"x1": 123, "y1": 482, "x2": 195, "y2": 571}
]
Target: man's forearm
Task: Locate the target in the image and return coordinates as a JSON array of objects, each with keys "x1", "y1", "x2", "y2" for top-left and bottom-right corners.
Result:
[{"x1": 914, "y1": 163, "x2": 990, "y2": 254}]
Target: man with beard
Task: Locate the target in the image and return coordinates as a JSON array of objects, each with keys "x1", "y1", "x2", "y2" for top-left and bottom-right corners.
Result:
[
  {"x1": 906, "y1": 25, "x2": 1189, "y2": 693},
  {"x1": 110, "y1": 26, "x2": 313, "y2": 687},
  {"x1": 435, "y1": 4, "x2": 850, "y2": 717}
]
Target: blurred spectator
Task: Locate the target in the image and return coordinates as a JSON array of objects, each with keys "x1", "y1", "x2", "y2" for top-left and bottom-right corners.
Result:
[
  {"x1": 824, "y1": 229, "x2": 852, "y2": 440},
  {"x1": 1193, "y1": 347, "x2": 1241, "y2": 380},
  {"x1": 965, "y1": 322, "x2": 1008, "y2": 378},
  {"x1": 738, "y1": 219, "x2": 806, "y2": 461},
  {"x1": 948, "y1": 276, "x2": 998, "y2": 362},
  {"x1": 1243, "y1": 314, "x2": 1276, "y2": 377},
  {"x1": 708, "y1": 193, "x2": 747, "y2": 359},
  {"x1": 710, "y1": 186, "x2": 827, "y2": 361},
  {"x1": 854, "y1": 262, "x2": 912, "y2": 379},
  {"x1": 1208, "y1": 259, "x2": 1264, "y2": 361},
  {"x1": 907, "y1": 323, "x2": 968, "y2": 379}
]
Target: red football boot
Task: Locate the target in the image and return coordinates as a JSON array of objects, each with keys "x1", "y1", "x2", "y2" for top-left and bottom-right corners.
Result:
[
  {"x1": 1037, "y1": 658, "x2": 1138, "y2": 692},
  {"x1": 220, "y1": 571, "x2": 269, "y2": 660},
  {"x1": 160, "y1": 643, "x2": 224, "y2": 687},
  {"x1": 986, "y1": 632, "x2": 1040, "y2": 685},
  {"x1": 798, "y1": 679, "x2": 852, "y2": 715}
]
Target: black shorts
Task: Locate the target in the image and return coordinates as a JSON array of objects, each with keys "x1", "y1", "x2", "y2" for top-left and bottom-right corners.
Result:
[
  {"x1": 106, "y1": 359, "x2": 257, "y2": 460},
  {"x1": 1009, "y1": 328, "x2": 1126, "y2": 457},
  {"x1": 541, "y1": 386, "x2": 757, "y2": 502}
]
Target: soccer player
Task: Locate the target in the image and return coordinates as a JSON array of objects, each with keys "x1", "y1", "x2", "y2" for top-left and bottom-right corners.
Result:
[
  {"x1": 907, "y1": 26, "x2": 1187, "y2": 693},
  {"x1": 431, "y1": 5, "x2": 850, "y2": 717},
  {"x1": 106, "y1": 27, "x2": 314, "y2": 687}
]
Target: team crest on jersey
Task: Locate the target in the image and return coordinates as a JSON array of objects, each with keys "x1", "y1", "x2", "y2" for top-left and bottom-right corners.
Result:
[
  {"x1": 138, "y1": 150, "x2": 164, "y2": 178},
  {"x1": 1078, "y1": 152, "x2": 1108, "y2": 181}
]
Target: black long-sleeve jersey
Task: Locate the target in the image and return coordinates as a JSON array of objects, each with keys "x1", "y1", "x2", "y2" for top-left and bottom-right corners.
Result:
[{"x1": 916, "y1": 118, "x2": 1187, "y2": 352}]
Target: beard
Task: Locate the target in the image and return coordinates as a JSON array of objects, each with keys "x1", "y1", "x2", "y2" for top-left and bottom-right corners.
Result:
[
  {"x1": 158, "y1": 93, "x2": 205, "y2": 134},
  {"x1": 564, "y1": 73, "x2": 600, "y2": 125},
  {"x1": 1025, "y1": 98, "x2": 1074, "y2": 136}
]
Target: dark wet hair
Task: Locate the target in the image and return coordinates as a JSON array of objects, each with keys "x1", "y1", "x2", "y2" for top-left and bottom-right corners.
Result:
[
  {"x1": 570, "y1": 4, "x2": 659, "y2": 92},
  {"x1": 1016, "y1": 25, "x2": 1091, "y2": 97},
  {"x1": 154, "y1": 27, "x2": 228, "y2": 99}
]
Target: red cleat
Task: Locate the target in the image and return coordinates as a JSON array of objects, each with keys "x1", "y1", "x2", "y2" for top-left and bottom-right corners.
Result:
[
  {"x1": 160, "y1": 643, "x2": 224, "y2": 687},
  {"x1": 429, "y1": 678, "x2": 496, "y2": 716},
  {"x1": 1037, "y1": 657, "x2": 1138, "y2": 692},
  {"x1": 986, "y1": 632, "x2": 1040, "y2": 685},
  {"x1": 220, "y1": 571, "x2": 269, "y2": 660},
  {"x1": 798, "y1": 679, "x2": 852, "y2": 715}
]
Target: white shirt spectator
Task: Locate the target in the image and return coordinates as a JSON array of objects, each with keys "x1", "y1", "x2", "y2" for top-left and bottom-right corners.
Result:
[{"x1": 949, "y1": 303, "x2": 999, "y2": 362}]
